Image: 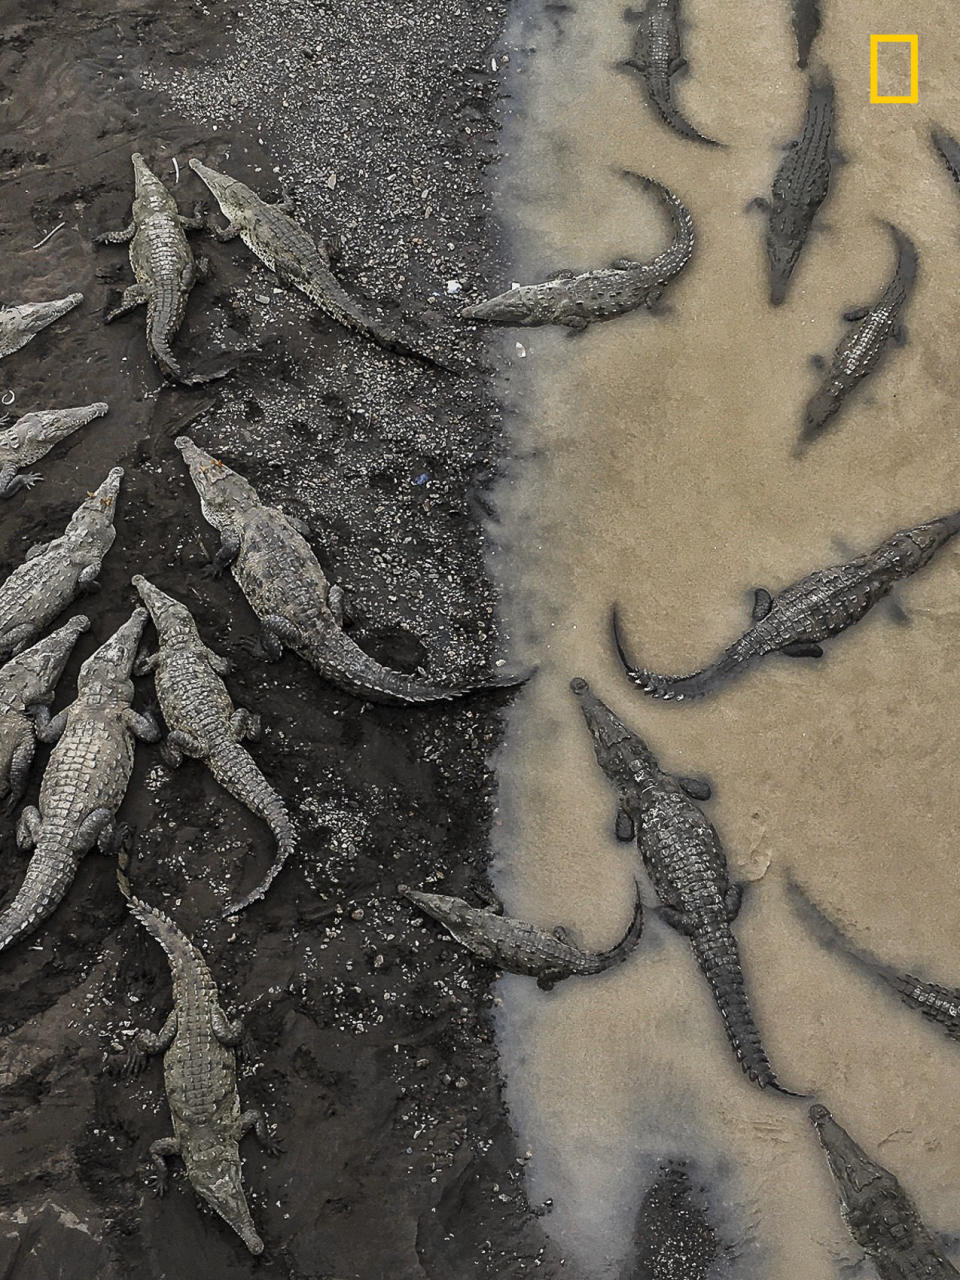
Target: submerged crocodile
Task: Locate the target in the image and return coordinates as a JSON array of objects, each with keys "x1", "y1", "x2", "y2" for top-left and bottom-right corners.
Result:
[
  {"x1": 119, "y1": 870, "x2": 274, "y2": 1254},
  {"x1": 0, "y1": 293, "x2": 83, "y2": 359},
  {"x1": 0, "y1": 401, "x2": 108, "y2": 497},
  {"x1": 791, "y1": 0, "x2": 821, "y2": 69},
  {"x1": 175, "y1": 436, "x2": 528, "y2": 704},
  {"x1": 811, "y1": 1105, "x2": 960, "y2": 1279},
  {"x1": 95, "y1": 154, "x2": 225, "y2": 386},
  {"x1": 571, "y1": 678, "x2": 798, "y2": 1093},
  {"x1": 788, "y1": 878, "x2": 960, "y2": 1043},
  {"x1": 188, "y1": 158, "x2": 448, "y2": 370},
  {"x1": 613, "y1": 507, "x2": 960, "y2": 702},
  {"x1": 400, "y1": 881, "x2": 644, "y2": 990},
  {"x1": 932, "y1": 127, "x2": 960, "y2": 192},
  {"x1": 133, "y1": 574, "x2": 294, "y2": 914},
  {"x1": 0, "y1": 611, "x2": 158, "y2": 955},
  {"x1": 621, "y1": 0, "x2": 721, "y2": 146},
  {"x1": 801, "y1": 222, "x2": 916, "y2": 452},
  {"x1": 461, "y1": 173, "x2": 694, "y2": 331},
  {"x1": 750, "y1": 70, "x2": 836, "y2": 305},
  {"x1": 0, "y1": 615, "x2": 89, "y2": 813},
  {"x1": 0, "y1": 467, "x2": 122, "y2": 660}
]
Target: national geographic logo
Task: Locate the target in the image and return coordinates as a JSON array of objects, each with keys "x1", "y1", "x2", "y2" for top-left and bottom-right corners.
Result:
[{"x1": 870, "y1": 34, "x2": 919, "y2": 103}]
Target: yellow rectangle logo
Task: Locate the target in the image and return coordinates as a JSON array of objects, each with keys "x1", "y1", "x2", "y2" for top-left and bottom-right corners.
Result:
[{"x1": 870, "y1": 34, "x2": 918, "y2": 103}]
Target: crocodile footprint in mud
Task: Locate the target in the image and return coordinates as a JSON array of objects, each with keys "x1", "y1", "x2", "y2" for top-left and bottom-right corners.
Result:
[
  {"x1": 571, "y1": 678, "x2": 802, "y2": 1096},
  {"x1": 461, "y1": 171, "x2": 694, "y2": 332},
  {"x1": 612, "y1": 506, "x2": 960, "y2": 702}
]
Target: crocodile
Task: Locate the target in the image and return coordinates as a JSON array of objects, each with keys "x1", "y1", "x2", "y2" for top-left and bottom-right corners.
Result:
[
  {"x1": 749, "y1": 70, "x2": 836, "y2": 305},
  {"x1": 571, "y1": 678, "x2": 798, "y2": 1094},
  {"x1": 620, "y1": 0, "x2": 721, "y2": 146},
  {"x1": 787, "y1": 877, "x2": 960, "y2": 1044},
  {"x1": 95, "y1": 153, "x2": 225, "y2": 386},
  {"x1": 0, "y1": 610, "x2": 159, "y2": 956},
  {"x1": 400, "y1": 881, "x2": 644, "y2": 991},
  {"x1": 118, "y1": 870, "x2": 274, "y2": 1254},
  {"x1": 188, "y1": 158, "x2": 449, "y2": 370},
  {"x1": 932, "y1": 127, "x2": 960, "y2": 191},
  {"x1": 791, "y1": 0, "x2": 821, "y2": 69},
  {"x1": 0, "y1": 467, "x2": 122, "y2": 660},
  {"x1": 811, "y1": 1104, "x2": 960, "y2": 1279},
  {"x1": 612, "y1": 506, "x2": 960, "y2": 702},
  {"x1": 0, "y1": 293, "x2": 83, "y2": 359},
  {"x1": 0, "y1": 401, "x2": 108, "y2": 497},
  {"x1": 0, "y1": 615, "x2": 90, "y2": 813},
  {"x1": 133, "y1": 574, "x2": 294, "y2": 915},
  {"x1": 801, "y1": 222, "x2": 917, "y2": 452},
  {"x1": 461, "y1": 172, "x2": 694, "y2": 331},
  {"x1": 175, "y1": 435, "x2": 529, "y2": 704}
]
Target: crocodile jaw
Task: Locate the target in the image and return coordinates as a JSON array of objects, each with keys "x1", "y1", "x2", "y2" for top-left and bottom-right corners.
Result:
[
  {"x1": 186, "y1": 1151, "x2": 264, "y2": 1254},
  {"x1": 132, "y1": 574, "x2": 195, "y2": 640},
  {"x1": 175, "y1": 434, "x2": 257, "y2": 524},
  {"x1": 27, "y1": 401, "x2": 109, "y2": 446},
  {"x1": 461, "y1": 288, "x2": 530, "y2": 323},
  {"x1": 131, "y1": 151, "x2": 163, "y2": 194},
  {"x1": 810, "y1": 1105, "x2": 885, "y2": 1205},
  {"x1": 188, "y1": 159, "x2": 245, "y2": 224},
  {"x1": 76, "y1": 608, "x2": 148, "y2": 696}
]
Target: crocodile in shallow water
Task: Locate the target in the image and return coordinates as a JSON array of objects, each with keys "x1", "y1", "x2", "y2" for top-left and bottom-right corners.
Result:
[
  {"x1": 811, "y1": 1104, "x2": 960, "y2": 1279},
  {"x1": 0, "y1": 467, "x2": 122, "y2": 660},
  {"x1": 119, "y1": 870, "x2": 275, "y2": 1254},
  {"x1": 95, "y1": 153, "x2": 226, "y2": 386},
  {"x1": 571, "y1": 678, "x2": 799, "y2": 1093},
  {"x1": 461, "y1": 172, "x2": 694, "y2": 331},
  {"x1": 750, "y1": 70, "x2": 836, "y2": 305},
  {"x1": 791, "y1": 0, "x2": 821, "y2": 69},
  {"x1": 612, "y1": 506, "x2": 960, "y2": 702},
  {"x1": 133, "y1": 574, "x2": 294, "y2": 914},
  {"x1": 400, "y1": 881, "x2": 644, "y2": 990},
  {"x1": 0, "y1": 293, "x2": 83, "y2": 359},
  {"x1": 620, "y1": 0, "x2": 721, "y2": 146},
  {"x1": 801, "y1": 222, "x2": 916, "y2": 452},
  {"x1": 0, "y1": 401, "x2": 108, "y2": 497},
  {"x1": 175, "y1": 435, "x2": 529, "y2": 704},
  {"x1": 0, "y1": 610, "x2": 159, "y2": 955}
]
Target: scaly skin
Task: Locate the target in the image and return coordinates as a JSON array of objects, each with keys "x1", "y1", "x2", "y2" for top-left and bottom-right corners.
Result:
[
  {"x1": 621, "y1": 0, "x2": 720, "y2": 145},
  {"x1": 133, "y1": 574, "x2": 294, "y2": 914},
  {"x1": 0, "y1": 467, "x2": 122, "y2": 660},
  {"x1": 0, "y1": 293, "x2": 83, "y2": 359},
  {"x1": 932, "y1": 127, "x2": 960, "y2": 192},
  {"x1": 0, "y1": 611, "x2": 159, "y2": 955},
  {"x1": 119, "y1": 872, "x2": 273, "y2": 1255},
  {"x1": 751, "y1": 71, "x2": 835, "y2": 305},
  {"x1": 791, "y1": 0, "x2": 821, "y2": 69},
  {"x1": 0, "y1": 616, "x2": 90, "y2": 812},
  {"x1": 788, "y1": 878, "x2": 960, "y2": 1043},
  {"x1": 175, "y1": 436, "x2": 528, "y2": 704},
  {"x1": 811, "y1": 1106, "x2": 960, "y2": 1279},
  {"x1": 188, "y1": 158, "x2": 447, "y2": 369},
  {"x1": 613, "y1": 508, "x2": 960, "y2": 702},
  {"x1": 571, "y1": 678, "x2": 799, "y2": 1094},
  {"x1": 801, "y1": 223, "x2": 917, "y2": 451},
  {"x1": 461, "y1": 173, "x2": 694, "y2": 331},
  {"x1": 400, "y1": 882, "x2": 644, "y2": 991},
  {"x1": 0, "y1": 401, "x2": 108, "y2": 497},
  {"x1": 95, "y1": 154, "x2": 221, "y2": 386}
]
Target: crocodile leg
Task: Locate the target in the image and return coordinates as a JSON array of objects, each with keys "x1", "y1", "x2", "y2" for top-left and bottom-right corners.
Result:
[
  {"x1": 95, "y1": 222, "x2": 136, "y2": 245},
  {"x1": 238, "y1": 1108, "x2": 280, "y2": 1154},
  {"x1": 125, "y1": 1010, "x2": 178, "y2": 1076},
  {"x1": 327, "y1": 584, "x2": 345, "y2": 627},
  {"x1": 2, "y1": 624, "x2": 40, "y2": 656},
  {"x1": 77, "y1": 563, "x2": 102, "y2": 593},
  {"x1": 229, "y1": 708, "x2": 261, "y2": 742},
  {"x1": 211, "y1": 1005, "x2": 243, "y2": 1046},
  {"x1": 148, "y1": 1135, "x2": 181, "y2": 1194},
  {"x1": 74, "y1": 806, "x2": 112, "y2": 852},
  {"x1": 843, "y1": 306, "x2": 870, "y2": 322},
  {"x1": 677, "y1": 776, "x2": 712, "y2": 801},
  {"x1": 211, "y1": 220, "x2": 242, "y2": 242},
  {"x1": 134, "y1": 648, "x2": 160, "y2": 677},
  {"x1": 203, "y1": 529, "x2": 241, "y2": 578},
  {"x1": 781, "y1": 642, "x2": 823, "y2": 658},
  {"x1": 124, "y1": 708, "x2": 162, "y2": 742},
  {"x1": 660, "y1": 905, "x2": 696, "y2": 937},
  {"x1": 724, "y1": 884, "x2": 743, "y2": 922},
  {"x1": 105, "y1": 284, "x2": 149, "y2": 322},
  {"x1": 205, "y1": 647, "x2": 232, "y2": 676},
  {"x1": 180, "y1": 203, "x2": 206, "y2": 231},
  {"x1": 752, "y1": 588, "x2": 773, "y2": 620},
  {"x1": 161, "y1": 728, "x2": 204, "y2": 767},
  {"x1": 260, "y1": 614, "x2": 303, "y2": 660},
  {"x1": 16, "y1": 805, "x2": 41, "y2": 850},
  {"x1": 615, "y1": 808, "x2": 636, "y2": 841},
  {"x1": 34, "y1": 707, "x2": 68, "y2": 744},
  {"x1": 4, "y1": 734, "x2": 36, "y2": 813}
]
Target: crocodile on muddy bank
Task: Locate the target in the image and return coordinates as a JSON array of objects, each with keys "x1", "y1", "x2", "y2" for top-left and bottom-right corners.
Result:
[
  {"x1": 118, "y1": 869, "x2": 276, "y2": 1254},
  {"x1": 811, "y1": 1104, "x2": 960, "y2": 1279},
  {"x1": 175, "y1": 435, "x2": 530, "y2": 705},
  {"x1": 800, "y1": 221, "x2": 916, "y2": 453},
  {"x1": 749, "y1": 69, "x2": 837, "y2": 305},
  {"x1": 790, "y1": 0, "x2": 821, "y2": 69},
  {"x1": 400, "y1": 881, "x2": 644, "y2": 990},
  {"x1": 571, "y1": 678, "x2": 799, "y2": 1094},
  {"x1": 461, "y1": 172, "x2": 694, "y2": 331},
  {"x1": 0, "y1": 293, "x2": 83, "y2": 360},
  {"x1": 133, "y1": 573, "x2": 294, "y2": 915},
  {"x1": 612, "y1": 506, "x2": 960, "y2": 702},
  {"x1": 620, "y1": 0, "x2": 721, "y2": 146},
  {"x1": 0, "y1": 401, "x2": 108, "y2": 497}
]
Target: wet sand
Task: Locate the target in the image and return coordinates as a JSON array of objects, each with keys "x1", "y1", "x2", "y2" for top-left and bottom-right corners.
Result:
[{"x1": 490, "y1": 2, "x2": 960, "y2": 1276}]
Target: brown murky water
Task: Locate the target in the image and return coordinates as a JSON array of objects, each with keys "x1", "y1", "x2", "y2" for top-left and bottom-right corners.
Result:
[{"x1": 489, "y1": 2, "x2": 960, "y2": 1276}]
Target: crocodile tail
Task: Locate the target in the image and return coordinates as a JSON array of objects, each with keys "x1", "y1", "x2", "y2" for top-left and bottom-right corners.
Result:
[
  {"x1": 643, "y1": 75, "x2": 721, "y2": 147},
  {"x1": 207, "y1": 742, "x2": 296, "y2": 914},
  {"x1": 690, "y1": 924, "x2": 799, "y2": 1095},
  {"x1": 588, "y1": 882, "x2": 645, "y2": 972},
  {"x1": 119, "y1": 869, "x2": 205, "y2": 978},
  {"x1": 611, "y1": 605, "x2": 740, "y2": 703},
  {"x1": 932, "y1": 127, "x2": 960, "y2": 186},
  {"x1": 0, "y1": 843, "x2": 80, "y2": 955}
]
